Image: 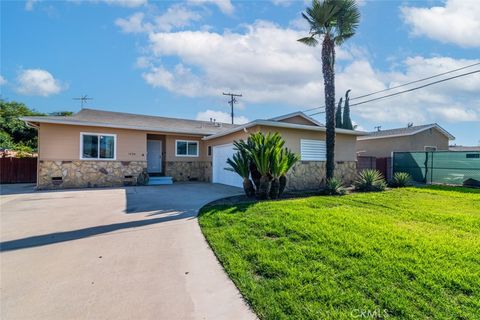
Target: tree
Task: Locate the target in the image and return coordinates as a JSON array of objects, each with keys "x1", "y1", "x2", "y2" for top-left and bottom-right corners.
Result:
[
  {"x1": 0, "y1": 100, "x2": 44, "y2": 149},
  {"x1": 335, "y1": 97, "x2": 343, "y2": 128},
  {"x1": 298, "y1": 0, "x2": 360, "y2": 180},
  {"x1": 342, "y1": 89, "x2": 353, "y2": 129}
]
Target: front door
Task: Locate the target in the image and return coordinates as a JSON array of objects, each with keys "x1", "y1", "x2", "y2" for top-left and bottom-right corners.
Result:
[{"x1": 147, "y1": 140, "x2": 162, "y2": 173}]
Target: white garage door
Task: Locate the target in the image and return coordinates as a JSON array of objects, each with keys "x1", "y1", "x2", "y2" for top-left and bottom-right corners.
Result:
[{"x1": 212, "y1": 144, "x2": 244, "y2": 188}]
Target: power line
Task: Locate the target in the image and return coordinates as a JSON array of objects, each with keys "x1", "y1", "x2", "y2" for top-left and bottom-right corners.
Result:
[
  {"x1": 351, "y1": 61, "x2": 480, "y2": 101},
  {"x1": 303, "y1": 61, "x2": 480, "y2": 113},
  {"x1": 308, "y1": 69, "x2": 480, "y2": 117}
]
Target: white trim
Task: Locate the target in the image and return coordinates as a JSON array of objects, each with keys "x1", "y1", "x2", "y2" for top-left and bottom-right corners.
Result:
[
  {"x1": 175, "y1": 139, "x2": 199, "y2": 157},
  {"x1": 80, "y1": 132, "x2": 117, "y2": 161},
  {"x1": 357, "y1": 124, "x2": 455, "y2": 141},
  {"x1": 202, "y1": 119, "x2": 366, "y2": 141},
  {"x1": 424, "y1": 145, "x2": 437, "y2": 151}
]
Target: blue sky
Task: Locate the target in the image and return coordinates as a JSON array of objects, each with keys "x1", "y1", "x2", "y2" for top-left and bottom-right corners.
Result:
[{"x1": 1, "y1": 0, "x2": 479, "y2": 145}]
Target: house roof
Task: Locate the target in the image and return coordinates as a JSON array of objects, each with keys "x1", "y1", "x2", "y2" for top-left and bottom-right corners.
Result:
[
  {"x1": 203, "y1": 119, "x2": 367, "y2": 141},
  {"x1": 269, "y1": 111, "x2": 324, "y2": 127},
  {"x1": 449, "y1": 145, "x2": 480, "y2": 151},
  {"x1": 21, "y1": 108, "x2": 238, "y2": 136},
  {"x1": 357, "y1": 123, "x2": 455, "y2": 141},
  {"x1": 22, "y1": 108, "x2": 366, "y2": 139}
]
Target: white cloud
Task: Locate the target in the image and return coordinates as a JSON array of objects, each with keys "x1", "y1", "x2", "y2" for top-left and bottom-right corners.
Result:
[
  {"x1": 116, "y1": 5, "x2": 201, "y2": 33},
  {"x1": 187, "y1": 0, "x2": 234, "y2": 15},
  {"x1": 401, "y1": 0, "x2": 480, "y2": 48},
  {"x1": 143, "y1": 20, "x2": 354, "y2": 105},
  {"x1": 25, "y1": 0, "x2": 39, "y2": 11},
  {"x1": 116, "y1": 12, "x2": 148, "y2": 33},
  {"x1": 96, "y1": 0, "x2": 147, "y2": 7},
  {"x1": 0, "y1": 75, "x2": 7, "y2": 86},
  {"x1": 123, "y1": 18, "x2": 478, "y2": 125},
  {"x1": 16, "y1": 69, "x2": 65, "y2": 96},
  {"x1": 196, "y1": 109, "x2": 249, "y2": 124}
]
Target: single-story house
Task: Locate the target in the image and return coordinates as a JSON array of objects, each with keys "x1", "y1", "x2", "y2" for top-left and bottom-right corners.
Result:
[
  {"x1": 21, "y1": 108, "x2": 365, "y2": 190},
  {"x1": 356, "y1": 123, "x2": 455, "y2": 158}
]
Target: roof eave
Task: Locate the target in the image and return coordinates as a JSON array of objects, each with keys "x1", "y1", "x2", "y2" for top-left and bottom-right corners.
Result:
[
  {"x1": 20, "y1": 117, "x2": 219, "y2": 136},
  {"x1": 358, "y1": 124, "x2": 455, "y2": 141},
  {"x1": 203, "y1": 120, "x2": 367, "y2": 141}
]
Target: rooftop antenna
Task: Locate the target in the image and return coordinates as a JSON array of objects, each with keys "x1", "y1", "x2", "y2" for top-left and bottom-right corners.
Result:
[
  {"x1": 73, "y1": 95, "x2": 93, "y2": 108},
  {"x1": 223, "y1": 92, "x2": 242, "y2": 124},
  {"x1": 374, "y1": 126, "x2": 382, "y2": 132}
]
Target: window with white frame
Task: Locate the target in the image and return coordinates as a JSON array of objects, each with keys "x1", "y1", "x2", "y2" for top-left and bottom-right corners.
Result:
[
  {"x1": 300, "y1": 139, "x2": 326, "y2": 161},
  {"x1": 80, "y1": 133, "x2": 116, "y2": 160},
  {"x1": 176, "y1": 140, "x2": 199, "y2": 157}
]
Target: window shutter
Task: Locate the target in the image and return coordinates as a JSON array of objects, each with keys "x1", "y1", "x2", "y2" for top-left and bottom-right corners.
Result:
[{"x1": 301, "y1": 139, "x2": 326, "y2": 161}]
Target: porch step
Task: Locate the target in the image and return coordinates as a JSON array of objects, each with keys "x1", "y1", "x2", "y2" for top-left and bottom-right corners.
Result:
[{"x1": 147, "y1": 176, "x2": 173, "y2": 185}]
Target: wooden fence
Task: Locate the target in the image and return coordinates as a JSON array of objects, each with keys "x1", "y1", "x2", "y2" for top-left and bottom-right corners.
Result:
[{"x1": 0, "y1": 158, "x2": 37, "y2": 184}]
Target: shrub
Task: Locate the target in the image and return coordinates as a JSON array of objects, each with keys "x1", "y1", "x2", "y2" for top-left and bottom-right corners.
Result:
[
  {"x1": 324, "y1": 177, "x2": 346, "y2": 195},
  {"x1": 229, "y1": 132, "x2": 298, "y2": 200},
  {"x1": 391, "y1": 172, "x2": 412, "y2": 188},
  {"x1": 354, "y1": 169, "x2": 386, "y2": 192}
]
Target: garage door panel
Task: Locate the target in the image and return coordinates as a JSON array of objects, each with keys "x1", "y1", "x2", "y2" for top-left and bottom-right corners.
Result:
[{"x1": 212, "y1": 144, "x2": 243, "y2": 188}]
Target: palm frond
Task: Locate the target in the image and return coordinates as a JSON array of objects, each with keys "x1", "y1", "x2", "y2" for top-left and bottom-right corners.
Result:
[{"x1": 297, "y1": 36, "x2": 319, "y2": 47}]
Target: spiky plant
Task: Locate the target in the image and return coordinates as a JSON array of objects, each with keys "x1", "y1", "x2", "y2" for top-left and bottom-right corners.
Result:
[
  {"x1": 324, "y1": 177, "x2": 346, "y2": 195},
  {"x1": 391, "y1": 172, "x2": 412, "y2": 188},
  {"x1": 298, "y1": 0, "x2": 360, "y2": 181},
  {"x1": 225, "y1": 151, "x2": 255, "y2": 197},
  {"x1": 354, "y1": 169, "x2": 387, "y2": 192}
]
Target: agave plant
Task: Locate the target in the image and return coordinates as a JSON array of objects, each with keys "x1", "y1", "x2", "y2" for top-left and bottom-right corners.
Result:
[
  {"x1": 225, "y1": 150, "x2": 255, "y2": 197},
  {"x1": 391, "y1": 172, "x2": 411, "y2": 188},
  {"x1": 324, "y1": 177, "x2": 346, "y2": 195},
  {"x1": 354, "y1": 169, "x2": 386, "y2": 192}
]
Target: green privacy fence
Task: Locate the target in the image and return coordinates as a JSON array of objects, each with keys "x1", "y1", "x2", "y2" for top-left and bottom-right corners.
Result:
[{"x1": 392, "y1": 151, "x2": 480, "y2": 185}]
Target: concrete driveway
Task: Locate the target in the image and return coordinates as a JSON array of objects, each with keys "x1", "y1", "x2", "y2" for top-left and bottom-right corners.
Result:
[{"x1": 0, "y1": 183, "x2": 256, "y2": 320}]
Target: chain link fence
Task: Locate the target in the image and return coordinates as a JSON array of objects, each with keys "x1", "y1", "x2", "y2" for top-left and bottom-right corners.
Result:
[{"x1": 393, "y1": 151, "x2": 480, "y2": 185}]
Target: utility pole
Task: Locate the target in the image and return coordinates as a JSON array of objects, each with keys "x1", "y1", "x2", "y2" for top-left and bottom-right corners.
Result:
[
  {"x1": 73, "y1": 95, "x2": 93, "y2": 108},
  {"x1": 223, "y1": 92, "x2": 242, "y2": 124}
]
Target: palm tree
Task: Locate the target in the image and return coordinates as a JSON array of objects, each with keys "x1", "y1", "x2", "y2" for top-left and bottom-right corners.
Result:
[
  {"x1": 225, "y1": 151, "x2": 255, "y2": 197},
  {"x1": 298, "y1": 0, "x2": 360, "y2": 180}
]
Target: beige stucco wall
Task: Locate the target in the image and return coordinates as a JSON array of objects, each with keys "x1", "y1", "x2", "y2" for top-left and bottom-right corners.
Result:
[
  {"x1": 277, "y1": 115, "x2": 317, "y2": 126},
  {"x1": 38, "y1": 123, "x2": 209, "y2": 162},
  {"x1": 206, "y1": 125, "x2": 358, "y2": 162},
  {"x1": 38, "y1": 123, "x2": 148, "y2": 161},
  {"x1": 356, "y1": 128, "x2": 450, "y2": 158}
]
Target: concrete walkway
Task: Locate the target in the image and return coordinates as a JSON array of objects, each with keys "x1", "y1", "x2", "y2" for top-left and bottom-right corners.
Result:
[{"x1": 0, "y1": 183, "x2": 256, "y2": 320}]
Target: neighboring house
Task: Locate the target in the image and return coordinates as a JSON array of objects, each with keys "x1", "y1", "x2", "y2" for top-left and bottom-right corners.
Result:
[
  {"x1": 21, "y1": 109, "x2": 365, "y2": 190},
  {"x1": 356, "y1": 123, "x2": 455, "y2": 158},
  {"x1": 449, "y1": 145, "x2": 480, "y2": 152}
]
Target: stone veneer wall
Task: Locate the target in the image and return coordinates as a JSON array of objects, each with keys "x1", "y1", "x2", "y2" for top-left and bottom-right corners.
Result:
[
  {"x1": 164, "y1": 161, "x2": 212, "y2": 182},
  {"x1": 286, "y1": 161, "x2": 357, "y2": 191},
  {"x1": 38, "y1": 160, "x2": 147, "y2": 189}
]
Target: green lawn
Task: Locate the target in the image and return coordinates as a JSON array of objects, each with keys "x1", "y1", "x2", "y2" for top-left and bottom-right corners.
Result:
[{"x1": 199, "y1": 186, "x2": 480, "y2": 319}]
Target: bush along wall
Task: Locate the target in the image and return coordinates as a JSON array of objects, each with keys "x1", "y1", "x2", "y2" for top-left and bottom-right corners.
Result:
[{"x1": 225, "y1": 132, "x2": 299, "y2": 200}]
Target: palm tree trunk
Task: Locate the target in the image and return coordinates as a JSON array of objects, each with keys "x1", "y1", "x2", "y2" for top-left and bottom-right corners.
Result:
[
  {"x1": 243, "y1": 178, "x2": 255, "y2": 197},
  {"x1": 269, "y1": 178, "x2": 280, "y2": 199},
  {"x1": 278, "y1": 174, "x2": 287, "y2": 196},
  {"x1": 322, "y1": 36, "x2": 336, "y2": 180},
  {"x1": 257, "y1": 175, "x2": 271, "y2": 200}
]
